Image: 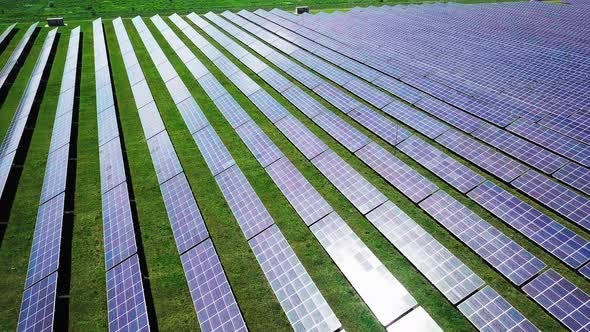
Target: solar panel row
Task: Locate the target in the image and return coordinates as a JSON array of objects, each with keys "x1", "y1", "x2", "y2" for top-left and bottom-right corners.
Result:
[
  {"x1": 159, "y1": 16, "x2": 429, "y2": 327},
  {"x1": 0, "y1": 22, "x2": 39, "y2": 91},
  {"x1": 189, "y1": 12, "x2": 541, "y2": 331},
  {"x1": 15, "y1": 26, "x2": 69, "y2": 332},
  {"x1": 226, "y1": 9, "x2": 590, "y2": 276},
  {"x1": 119, "y1": 17, "x2": 247, "y2": 332},
  {"x1": 0, "y1": 23, "x2": 16, "y2": 50},
  {"x1": 94, "y1": 18, "x2": 150, "y2": 332},
  {"x1": 0, "y1": 26, "x2": 54, "y2": 203},
  {"x1": 146, "y1": 14, "x2": 341, "y2": 330}
]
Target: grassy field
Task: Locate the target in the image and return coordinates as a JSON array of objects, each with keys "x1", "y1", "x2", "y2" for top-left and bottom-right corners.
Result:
[
  {"x1": 0, "y1": 1, "x2": 584, "y2": 331},
  {"x1": 0, "y1": 0, "x2": 523, "y2": 21}
]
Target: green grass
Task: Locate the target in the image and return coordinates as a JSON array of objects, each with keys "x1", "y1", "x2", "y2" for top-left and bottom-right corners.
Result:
[
  {"x1": 0, "y1": 0, "x2": 523, "y2": 22},
  {"x1": 0, "y1": 2, "x2": 585, "y2": 331}
]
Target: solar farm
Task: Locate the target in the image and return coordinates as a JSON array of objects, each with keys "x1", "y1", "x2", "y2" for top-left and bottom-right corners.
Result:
[{"x1": 0, "y1": 0, "x2": 589, "y2": 331}]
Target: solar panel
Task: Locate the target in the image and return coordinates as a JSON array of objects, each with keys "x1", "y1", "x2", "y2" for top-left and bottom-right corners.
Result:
[
  {"x1": 235, "y1": 121, "x2": 284, "y2": 168},
  {"x1": 228, "y1": 71, "x2": 262, "y2": 97},
  {"x1": 192, "y1": 126, "x2": 236, "y2": 176},
  {"x1": 156, "y1": 60, "x2": 177, "y2": 84},
  {"x1": 165, "y1": 76, "x2": 192, "y2": 105},
  {"x1": 311, "y1": 212, "x2": 417, "y2": 325},
  {"x1": 508, "y1": 119, "x2": 590, "y2": 167},
  {"x1": 554, "y1": 163, "x2": 590, "y2": 196},
  {"x1": 312, "y1": 83, "x2": 361, "y2": 113},
  {"x1": 420, "y1": 191, "x2": 546, "y2": 286},
  {"x1": 282, "y1": 85, "x2": 326, "y2": 118},
  {"x1": 39, "y1": 144, "x2": 69, "y2": 205},
  {"x1": 580, "y1": 263, "x2": 590, "y2": 280},
  {"x1": 398, "y1": 135, "x2": 485, "y2": 193},
  {"x1": 472, "y1": 124, "x2": 568, "y2": 175},
  {"x1": 48, "y1": 111, "x2": 73, "y2": 152},
  {"x1": 240, "y1": 53, "x2": 269, "y2": 74},
  {"x1": 523, "y1": 269, "x2": 590, "y2": 332},
  {"x1": 415, "y1": 96, "x2": 483, "y2": 134},
  {"x1": 266, "y1": 157, "x2": 333, "y2": 225},
  {"x1": 160, "y1": 173, "x2": 209, "y2": 254},
  {"x1": 102, "y1": 182, "x2": 137, "y2": 271},
  {"x1": 0, "y1": 152, "x2": 15, "y2": 195},
  {"x1": 386, "y1": 307, "x2": 442, "y2": 332},
  {"x1": 512, "y1": 170, "x2": 590, "y2": 231},
  {"x1": 366, "y1": 201, "x2": 484, "y2": 304},
  {"x1": 213, "y1": 57, "x2": 240, "y2": 77},
  {"x1": 180, "y1": 240, "x2": 246, "y2": 331},
  {"x1": 176, "y1": 97, "x2": 210, "y2": 134},
  {"x1": 198, "y1": 73, "x2": 229, "y2": 101},
  {"x1": 184, "y1": 58, "x2": 209, "y2": 80},
  {"x1": 348, "y1": 105, "x2": 411, "y2": 146},
  {"x1": 137, "y1": 102, "x2": 166, "y2": 140},
  {"x1": 248, "y1": 89, "x2": 289, "y2": 123},
  {"x1": 215, "y1": 165, "x2": 274, "y2": 239},
  {"x1": 96, "y1": 85, "x2": 115, "y2": 112},
  {"x1": 0, "y1": 22, "x2": 40, "y2": 91},
  {"x1": 343, "y1": 78, "x2": 394, "y2": 109},
  {"x1": 373, "y1": 76, "x2": 425, "y2": 105},
  {"x1": 258, "y1": 67, "x2": 293, "y2": 93},
  {"x1": 106, "y1": 255, "x2": 150, "y2": 332},
  {"x1": 212, "y1": 94, "x2": 250, "y2": 129},
  {"x1": 17, "y1": 272, "x2": 58, "y2": 332},
  {"x1": 468, "y1": 181, "x2": 590, "y2": 269},
  {"x1": 99, "y1": 138, "x2": 127, "y2": 193},
  {"x1": 275, "y1": 115, "x2": 329, "y2": 160},
  {"x1": 25, "y1": 193, "x2": 65, "y2": 288},
  {"x1": 248, "y1": 225, "x2": 341, "y2": 331},
  {"x1": 313, "y1": 111, "x2": 371, "y2": 153},
  {"x1": 146, "y1": 132, "x2": 183, "y2": 185},
  {"x1": 0, "y1": 117, "x2": 27, "y2": 158},
  {"x1": 312, "y1": 150, "x2": 387, "y2": 214},
  {"x1": 436, "y1": 129, "x2": 528, "y2": 183},
  {"x1": 458, "y1": 286, "x2": 538, "y2": 332},
  {"x1": 285, "y1": 65, "x2": 324, "y2": 90},
  {"x1": 125, "y1": 63, "x2": 144, "y2": 87},
  {"x1": 356, "y1": 142, "x2": 438, "y2": 203}
]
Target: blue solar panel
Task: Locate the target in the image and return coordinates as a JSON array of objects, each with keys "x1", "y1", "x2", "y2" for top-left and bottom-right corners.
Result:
[
  {"x1": 39, "y1": 144, "x2": 69, "y2": 205},
  {"x1": 248, "y1": 89, "x2": 289, "y2": 123},
  {"x1": 356, "y1": 142, "x2": 438, "y2": 203},
  {"x1": 102, "y1": 182, "x2": 137, "y2": 271},
  {"x1": 212, "y1": 94, "x2": 250, "y2": 129},
  {"x1": 285, "y1": 64, "x2": 324, "y2": 90},
  {"x1": 146, "y1": 131, "x2": 183, "y2": 184},
  {"x1": 348, "y1": 105, "x2": 411, "y2": 146},
  {"x1": 458, "y1": 286, "x2": 538, "y2": 332},
  {"x1": 248, "y1": 225, "x2": 341, "y2": 331},
  {"x1": 282, "y1": 85, "x2": 327, "y2": 118},
  {"x1": 228, "y1": 70, "x2": 262, "y2": 97},
  {"x1": 275, "y1": 115, "x2": 329, "y2": 160},
  {"x1": 180, "y1": 240, "x2": 247, "y2": 331},
  {"x1": 235, "y1": 121, "x2": 284, "y2": 168},
  {"x1": 176, "y1": 97, "x2": 210, "y2": 134},
  {"x1": 580, "y1": 263, "x2": 590, "y2": 280},
  {"x1": 512, "y1": 170, "x2": 590, "y2": 232},
  {"x1": 97, "y1": 106, "x2": 119, "y2": 147},
  {"x1": 48, "y1": 111, "x2": 73, "y2": 153},
  {"x1": 17, "y1": 272, "x2": 58, "y2": 332},
  {"x1": 523, "y1": 269, "x2": 590, "y2": 332},
  {"x1": 25, "y1": 193, "x2": 65, "y2": 288},
  {"x1": 160, "y1": 173, "x2": 209, "y2": 254},
  {"x1": 436, "y1": 129, "x2": 529, "y2": 183},
  {"x1": 468, "y1": 181, "x2": 590, "y2": 269},
  {"x1": 315, "y1": 111, "x2": 372, "y2": 152},
  {"x1": 215, "y1": 165, "x2": 274, "y2": 239},
  {"x1": 99, "y1": 139, "x2": 127, "y2": 194},
  {"x1": 398, "y1": 135, "x2": 485, "y2": 193},
  {"x1": 415, "y1": 96, "x2": 483, "y2": 134},
  {"x1": 313, "y1": 82, "x2": 361, "y2": 113},
  {"x1": 192, "y1": 126, "x2": 236, "y2": 177},
  {"x1": 106, "y1": 255, "x2": 150, "y2": 332},
  {"x1": 373, "y1": 76, "x2": 425, "y2": 105},
  {"x1": 343, "y1": 78, "x2": 394, "y2": 109},
  {"x1": 420, "y1": 190, "x2": 546, "y2": 286},
  {"x1": 473, "y1": 124, "x2": 568, "y2": 175},
  {"x1": 554, "y1": 162, "x2": 590, "y2": 196},
  {"x1": 312, "y1": 150, "x2": 387, "y2": 214},
  {"x1": 137, "y1": 102, "x2": 166, "y2": 140},
  {"x1": 266, "y1": 157, "x2": 333, "y2": 225},
  {"x1": 259, "y1": 67, "x2": 293, "y2": 93}
]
